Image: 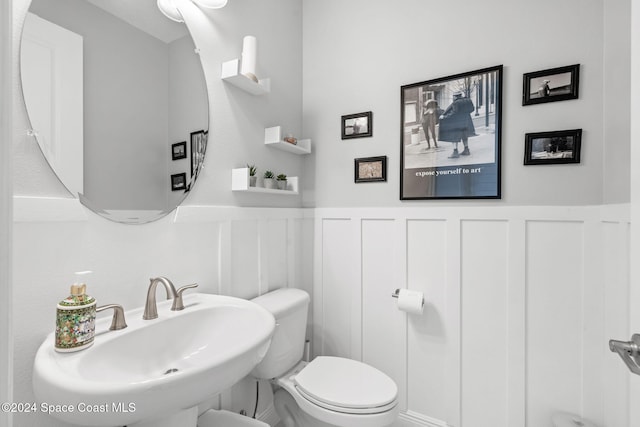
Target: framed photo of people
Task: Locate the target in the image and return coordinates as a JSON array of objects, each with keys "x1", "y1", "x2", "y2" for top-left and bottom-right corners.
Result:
[
  {"x1": 400, "y1": 65, "x2": 503, "y2": 200},
  {"x1": 522, "y1": 64, "x2": 580, "y2": 106}
]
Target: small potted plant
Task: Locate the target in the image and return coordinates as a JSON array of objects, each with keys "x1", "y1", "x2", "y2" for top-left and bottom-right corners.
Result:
[
  {"x1": 247, "y1": 164, "x2": 257, "y2": 187},
  {"x1": 263, "y1": 170, "x2": 276, "y2": 189},
  {"x1": 276, "y1": 173, "x2": 288, "y2": 190}
]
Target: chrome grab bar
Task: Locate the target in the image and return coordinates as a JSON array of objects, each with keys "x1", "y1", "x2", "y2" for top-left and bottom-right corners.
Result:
[{"x1": 609, "y1": 334, "x2": 640, "y2": 375}]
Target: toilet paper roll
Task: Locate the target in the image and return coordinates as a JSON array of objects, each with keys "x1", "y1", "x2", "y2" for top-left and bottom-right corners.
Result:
[
  {"x1": 396, "y1": 289, "x2": 424, "y2": 314},
  {"x1": 240, "y1": 35, "x2": 258, "y2": 82}
]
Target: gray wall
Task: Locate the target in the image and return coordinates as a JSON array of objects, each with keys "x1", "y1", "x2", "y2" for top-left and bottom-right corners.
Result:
[
  {"x1": 302, "y1": 0, "x2": 630, "y2": 207},
  {"x1": 603, "y1": 0, "x2": 631, "y2": 204}
]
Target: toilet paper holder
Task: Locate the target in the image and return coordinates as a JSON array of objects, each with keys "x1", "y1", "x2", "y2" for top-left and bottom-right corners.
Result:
[{"x1": 391, "y1": 289, "x2": 424, "y2": 305}]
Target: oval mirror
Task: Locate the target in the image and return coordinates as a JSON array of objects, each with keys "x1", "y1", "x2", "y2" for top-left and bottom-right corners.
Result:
[{"x1": 20, "y1": 0, "x2": 209, "y2": 224}]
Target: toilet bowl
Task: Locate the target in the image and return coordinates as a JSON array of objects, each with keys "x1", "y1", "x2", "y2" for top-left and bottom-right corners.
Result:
[{"x1": 251, "y1": 288, "x2": 399, "y2": 427}]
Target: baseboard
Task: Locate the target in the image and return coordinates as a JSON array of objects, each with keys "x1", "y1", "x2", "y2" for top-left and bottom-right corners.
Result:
[
  {"x1": 256, "y1": 404, "x2": 444, "y2": 427},
  {"x1": 396, "y1": 411, "x2": 448, "y2": 427},
  {"x1": 256, "y1": 403, "x2": 279, "y2": 426}
]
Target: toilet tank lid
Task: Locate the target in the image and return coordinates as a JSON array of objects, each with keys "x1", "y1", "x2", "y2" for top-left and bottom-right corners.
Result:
[
  {"x1": 251, "y1": 288, "x2": 310, "y2": 318},
  {"x1": 552, "y1": 413, "x2": 598, "y2": 427}
]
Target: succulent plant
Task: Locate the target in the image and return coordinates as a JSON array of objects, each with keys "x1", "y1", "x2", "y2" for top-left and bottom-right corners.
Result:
[
  {"x1": 277, "y1": 173, "x2": 287, "y2": 181},
  {"x1": 263, "y1": 170, "x2": 274, "y2": 179},
  {"x1": 247, "y1": 164, "x2": 257, "y2": 176}
]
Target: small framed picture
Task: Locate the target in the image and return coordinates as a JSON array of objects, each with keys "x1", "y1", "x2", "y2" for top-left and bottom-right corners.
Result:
[
  {"x1": 172, "y1": 141, "x2": 187, "y2": 160},
  {"x1": 355, "y1": 156, "x2": 387, "y2": 183},
  {"x1": 171, "y1": 172, "x2": 187, "y2": 191},
  {"x1": 524, "y1": 129, "x2": 582, "y2": 165},
  {"x1": 342, "y1": 111, "x2": 373, "y2": 139},
  {"x1": 522, "y1": 64, "x2": 580, "y2": 106}
]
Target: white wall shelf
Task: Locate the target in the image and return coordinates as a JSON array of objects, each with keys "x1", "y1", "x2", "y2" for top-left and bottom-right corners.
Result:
[
  {"x1": 221, "y1": 59, "x2": 270, "y2": 96},
  {"x1": 264, "y1": 126, "x2": 311, "y2": 155},
  {"x1": 232, "y1": 168, "x2": 299, "y2": 195}
]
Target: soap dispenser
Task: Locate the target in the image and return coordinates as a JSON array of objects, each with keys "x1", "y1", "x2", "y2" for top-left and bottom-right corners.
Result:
[{"x1": 55, "y1": 281, "x2": 97, "y2": 352}]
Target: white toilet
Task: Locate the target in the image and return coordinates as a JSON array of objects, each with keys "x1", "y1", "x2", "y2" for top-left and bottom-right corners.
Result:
[{"x1": 251, "y1": 288, "x2": 399, "y2": 427}]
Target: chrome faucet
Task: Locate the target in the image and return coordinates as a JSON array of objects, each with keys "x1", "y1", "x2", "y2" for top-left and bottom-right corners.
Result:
[{"x1": 143, "y1": 277, "x2": 198, "y2": 320}]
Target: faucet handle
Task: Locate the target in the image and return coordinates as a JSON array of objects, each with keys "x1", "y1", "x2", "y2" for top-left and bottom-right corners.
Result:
[
  {"x1": 172, "y1": 283, "x2": 198, "y2": 311},
  {"x1": 96, "y1": 304, "x2": 128, "y2": 330}
]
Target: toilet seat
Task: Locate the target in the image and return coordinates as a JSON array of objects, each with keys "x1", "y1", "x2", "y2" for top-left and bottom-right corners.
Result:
[
  {"x1": 293, "y1": 356, "x2": 398, "y2": 414},
  {"x1": 275, "y1": 358, "x2": 399, "y2": 427},
  {"x1": 295, "y1": 386, "x2": 397, "y2": 415}
]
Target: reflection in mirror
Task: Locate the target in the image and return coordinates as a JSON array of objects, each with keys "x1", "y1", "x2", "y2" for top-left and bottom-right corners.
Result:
[{"x1": 20, "y1": 0, "x2": 209, "y2": 224}]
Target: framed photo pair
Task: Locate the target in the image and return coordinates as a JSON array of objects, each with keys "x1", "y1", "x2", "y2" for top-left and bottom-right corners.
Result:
[{"x1": 400, "y1": 65, "x2": 503, "y2": 200}]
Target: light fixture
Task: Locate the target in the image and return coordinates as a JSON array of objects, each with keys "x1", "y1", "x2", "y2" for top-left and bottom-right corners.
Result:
[
  {"x1": 157, "y1": 0, "x2": 184, "y2": 22},
  {"x1": 192, "y1": 0, "x2": 228, "y2": 9},
  {"x1": 158, "y1": 0, "x2": 228, "y2": 22}
]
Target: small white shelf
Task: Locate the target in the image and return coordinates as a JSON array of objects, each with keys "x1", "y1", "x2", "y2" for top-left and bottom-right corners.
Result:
[
  {"x1": 232, "y1": 168, "x2": 299, "y2": 195},
  {"x1": 264, "y1": 126, "x2": 311, "y2": 155},
  {"x1": 221, "y1": 59, "x2": 270, "y2": 95}
]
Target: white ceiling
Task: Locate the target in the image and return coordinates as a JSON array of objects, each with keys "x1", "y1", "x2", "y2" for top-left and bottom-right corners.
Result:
[{"x1": 85, "y1": 0, "x2": 188, "y2": 44}]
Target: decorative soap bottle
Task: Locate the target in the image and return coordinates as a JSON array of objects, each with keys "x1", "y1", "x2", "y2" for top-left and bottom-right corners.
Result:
[{"x1": 55, "y1": 283, "x2": 97, "y2": 352}]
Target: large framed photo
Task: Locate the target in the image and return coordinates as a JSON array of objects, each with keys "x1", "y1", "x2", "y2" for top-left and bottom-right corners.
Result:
[
  {"x1": 354, "y1": 156, "x2": 387, "y2": 183},
  {"x1": 341, "y1": 111, "x2": 372, "y2": 139},
  {"x1": 522, "y1": 64, "x2": 580, "y2": 106},
  {"x1": 400, "y1": 65, "x2": 503, "y2": 200},
  {"x1": 524, "y1": 129, "x2": 582, "y2": 165}
]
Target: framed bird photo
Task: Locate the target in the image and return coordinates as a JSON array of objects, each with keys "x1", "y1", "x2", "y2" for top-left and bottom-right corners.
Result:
[{"x1": 400, "y1": 65, "x2": 503, "y2": 200}]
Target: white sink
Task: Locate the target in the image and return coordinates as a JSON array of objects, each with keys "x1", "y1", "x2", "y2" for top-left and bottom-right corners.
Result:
[{"x1": 33, "y1": 293, "x2": 275, "y2": 427}]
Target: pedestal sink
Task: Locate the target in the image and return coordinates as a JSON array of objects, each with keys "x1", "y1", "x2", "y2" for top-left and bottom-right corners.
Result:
[{"x1": 33, "y1": 293, "x2": 276, "y2": 427}]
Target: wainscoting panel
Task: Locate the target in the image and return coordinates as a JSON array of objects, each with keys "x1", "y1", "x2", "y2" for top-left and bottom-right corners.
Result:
[
  {"x1": 361, "y1": 219, "x2": 407, "y2": 413},
  {"x1": 320, "y1": 219, "x2": 360, "y2": 358},
  {"x1": 313, "y1": 206, "x2": 630, "y2": 427},
  {"x1": 460, "y1": 220, "x2": 509, "y2": 427},
  {"x1": 229, "y1": 219, "x2": 261, "y2": 299},
  {"x1": 602, "y1": 221, "x2": 630, "y2": 427},
  {"x1": 264, "y1": 218, "x2": 289, "y2": 293},
  {"x1": 406, "y1": 219, "x2": 449, "y2": 421},
  {"x1": 525, "y1": 221, "x2": 584, "y2": 427}
]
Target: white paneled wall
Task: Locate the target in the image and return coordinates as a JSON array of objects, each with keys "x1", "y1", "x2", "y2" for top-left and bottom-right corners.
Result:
[
  {"x1": 313, "y1": 206, "x2": 630, "y2": 427},
  {"x1": 12, "y1": 201, "x2": 630, "y2": 427}
]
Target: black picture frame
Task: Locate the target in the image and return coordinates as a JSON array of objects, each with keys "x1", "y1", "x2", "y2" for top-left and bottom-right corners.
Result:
[
  {"x1": 524, "y1": 129, "x2": 582, "y2": 165},
  {"x1": 342, "y1": 111, "x2": 373, "y2": 139},
  {"x1": 171, "y1": 141, "x2": 187, "y2": 160},
  {"x1": 190, "y1": 130, "x2": 207, "y2": 178},
  {"x1": 400, "y1": 65, "x2": 503, "y2": 200},
  {"x1": 171, "y1": 173, "x2": 187, "y2": 191},
  {"x1": 522, "y1": 64, "x2": 580, "y2": 106},
  {"x1": 355, "y1": 156, "x2": 387, "y2": 183}
]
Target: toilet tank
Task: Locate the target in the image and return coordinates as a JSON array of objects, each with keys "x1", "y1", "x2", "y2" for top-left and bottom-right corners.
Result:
[{"x1": 250, "y1": 288, "x2": 310, "y2": 379}]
